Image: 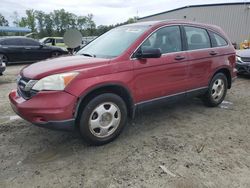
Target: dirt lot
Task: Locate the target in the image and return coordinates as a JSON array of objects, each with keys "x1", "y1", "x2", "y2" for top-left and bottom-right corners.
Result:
[{"x1": 0, "y1": 65, "x2": 250, "y2": 188}]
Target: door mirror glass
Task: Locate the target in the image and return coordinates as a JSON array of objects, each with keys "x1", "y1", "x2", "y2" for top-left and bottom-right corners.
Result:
[{"x1": 135, "y1": 47, "x2": 162, "y2": 59}]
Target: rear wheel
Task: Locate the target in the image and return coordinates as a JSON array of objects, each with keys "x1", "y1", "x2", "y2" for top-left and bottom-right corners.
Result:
[
  {"x1": 202, "y1": 73, "x2": 228, "y2": 107},
  {"x1": 0, "y1": 54, "x2": 8, "y2": 65},
  {"x1": 78, "y1": 93, "x2": 127, "y2": 145}
]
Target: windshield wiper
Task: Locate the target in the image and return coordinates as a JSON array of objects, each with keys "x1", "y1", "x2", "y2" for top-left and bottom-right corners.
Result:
[{"x1": 81, "y1": 53, "x2": 96, "y2": 57}]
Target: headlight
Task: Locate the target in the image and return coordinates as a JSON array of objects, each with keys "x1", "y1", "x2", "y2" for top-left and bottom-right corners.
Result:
[
  {"x1": 32, "y1": 72, "x2": 79, "y2": 91},
  {"x1": 236, "y1": 56, "x2": 243, "y2": 63}
]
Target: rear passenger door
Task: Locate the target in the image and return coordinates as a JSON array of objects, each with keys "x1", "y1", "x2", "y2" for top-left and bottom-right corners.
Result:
[{"x1": 183, "y1": 26, "x2": 214, "y2": 91}]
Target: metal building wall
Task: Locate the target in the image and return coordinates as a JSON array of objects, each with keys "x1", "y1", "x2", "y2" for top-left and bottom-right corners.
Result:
[{"x1": 138, "y1": 4, "x2": 250, "y2": 45}]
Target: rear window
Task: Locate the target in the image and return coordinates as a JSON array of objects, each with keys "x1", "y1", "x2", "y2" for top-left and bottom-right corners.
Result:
[{"x1": 184, "y1": 26, "x2": 211, "y2": 50}]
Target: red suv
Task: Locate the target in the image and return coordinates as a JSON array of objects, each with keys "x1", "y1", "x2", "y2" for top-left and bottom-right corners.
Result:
[{"x1": 9, "y1": 20, "x2": 237, "y2": 145}]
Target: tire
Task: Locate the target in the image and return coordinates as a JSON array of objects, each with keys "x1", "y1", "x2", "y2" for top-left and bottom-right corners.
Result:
[
  {"x1": 0, "y1": 54, "x2": 8, "y2": 65},
  {"x1": 202, "y1": 73, "x2": 228, "y2": 107},
  {"x1": 51, "y1": 51, "x2": 61, "y2": 57},
  {"x1": 78, "y1": 93, "x2": 127, "y2": 145}
]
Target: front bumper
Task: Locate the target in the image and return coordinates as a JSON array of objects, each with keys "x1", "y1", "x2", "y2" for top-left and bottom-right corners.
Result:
[
  {"x1": 0, "y1": 62, "x2": 6, "y2": 75},
  {"x1": 35, "y1": 119, "x2": 75, "y2": 131},
  {"x1": 9, "y1": 89, "x2": 78, "y2": 131},
  {"x1": 236, "y1": 62, "x2": 250, "y2": 74}
]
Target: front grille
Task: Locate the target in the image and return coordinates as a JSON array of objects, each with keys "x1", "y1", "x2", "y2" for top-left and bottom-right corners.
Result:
[
  {"x1": 17, "y1": 76, "x2": 38, "y2": 100},
  {"x1": 241, "y1": 57, "x2": 250, "y2": 62}
]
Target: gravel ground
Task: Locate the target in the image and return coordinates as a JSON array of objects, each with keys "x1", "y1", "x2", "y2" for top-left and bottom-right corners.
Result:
[{"x1": 0, "y1": 65, "x2": 250, "y2": 188}]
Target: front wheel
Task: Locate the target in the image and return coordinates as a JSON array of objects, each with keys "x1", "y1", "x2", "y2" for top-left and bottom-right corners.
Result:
[
  {"x1": 0, "y1": 54, "x2": 8, "y2": 65},
  {"x1": 78, "y1": 93, "x2": 127, "y2": 145},
  {"x1": 202, "y1": 73, "x2": 228, "y2": 107}
]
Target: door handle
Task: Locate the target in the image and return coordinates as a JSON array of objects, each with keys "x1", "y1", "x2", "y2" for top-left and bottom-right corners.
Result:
[
  {"x1": 25, "y1": 47, "x2": 31, "y2": 50},
  {"x1": 175, "y1": 55, "x2": 186, "y2": 61},
  {"x1": 209, "y1": 51, "x2": 218, "y2": 56}
]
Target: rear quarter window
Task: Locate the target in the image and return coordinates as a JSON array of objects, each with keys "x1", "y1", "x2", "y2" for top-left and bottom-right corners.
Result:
[{"x1": 209, "y1": 31, "x2": 228, "y2": 47}]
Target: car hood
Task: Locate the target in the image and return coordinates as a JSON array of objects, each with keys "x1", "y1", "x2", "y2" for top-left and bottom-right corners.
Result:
[
  {"x1": 236, "y1": 49, "x2": 250, "y2": 57},
  {"x1": 21, "y1": 55, "x2": 111, "y2": 79}
]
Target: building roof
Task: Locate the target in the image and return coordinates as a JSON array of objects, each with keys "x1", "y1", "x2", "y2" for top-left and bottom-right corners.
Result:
[
  {"x1": 0, "y1": 26, "x2": 31, "y2": 33},
  {"x1": 138, "y1": 2, "x2": 250, "y2": 20}
]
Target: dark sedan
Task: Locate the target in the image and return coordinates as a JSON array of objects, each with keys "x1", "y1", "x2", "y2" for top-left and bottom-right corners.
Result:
[
  {"x1": 0, "y1": 37, "x2": 68, "y2": 65},
  {"x1": 236, "y1": 49, "x2": 250, "y2": 75}
]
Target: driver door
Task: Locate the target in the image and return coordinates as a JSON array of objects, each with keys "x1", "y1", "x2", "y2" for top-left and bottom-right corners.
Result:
[{"x1": 132, "y1": 25, "x2": 188, "y2": 104}]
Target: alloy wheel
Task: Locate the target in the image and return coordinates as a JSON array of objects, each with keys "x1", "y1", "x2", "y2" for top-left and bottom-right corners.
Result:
[
  {"x1": 211, "y1": 78, "x2": 225, "y2": 102},
  {"x1": 0, "y1": 54, "x2": 8, "y2": 64}
]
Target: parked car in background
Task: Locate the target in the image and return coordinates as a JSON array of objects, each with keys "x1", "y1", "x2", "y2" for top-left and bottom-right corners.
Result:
[
  {"x1": 0, "y1": 59, "x2": 6, "y2": 75},
  {"x1": 40, "y1": 37, "x2": 67, "y2": 50},
  {"x1": 0, "y1": 37, "x2": 68, "y2": 65},
  {"x1": 9, "y1": 20, "x2": 236, "y2": 145},
  {"x1": 82, "y1": 36, "x2": 97, "y2": 46},
  {"x1": 236, "y1": 49, "x2": 250, "y2": 75}
]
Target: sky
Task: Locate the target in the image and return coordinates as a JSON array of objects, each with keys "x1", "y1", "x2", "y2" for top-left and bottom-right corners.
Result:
[{"x1": 0, "y1": 0, "x2": 248, "y2": 26}]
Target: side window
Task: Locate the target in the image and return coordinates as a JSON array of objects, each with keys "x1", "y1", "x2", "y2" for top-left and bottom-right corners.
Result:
[
  {"x1": 56, "y1": 39, "x2": 64, "y2": 43},
  {"x1": 3, "y1": 38, "x2": 23, "y2": 46},
  {"x1": 209, "y1": 31, "x2": 228, "y2": 47},
  {"x1": 184, "y1": 26, "x2": 211, "y2": 50},
  {"x1": 141, "y1": 26, "x2": 182, "y2": 54},
  {"x1": 44, "y1": 38, "x2": 52, "y2": 44},
  {"x1": 21, "y1": 39, "x2": 40, "y2": 46}
]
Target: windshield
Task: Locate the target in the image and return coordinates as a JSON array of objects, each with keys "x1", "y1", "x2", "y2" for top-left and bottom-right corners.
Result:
[
  {"x1": 39, "y1": 38, "x2": 47, "y2": 43},
  {"x1": 77, "y1": 25, "x2": 149, "y2": 58}
]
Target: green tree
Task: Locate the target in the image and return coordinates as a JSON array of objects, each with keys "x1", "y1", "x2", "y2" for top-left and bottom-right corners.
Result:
[
  {"x1": 77, "y1": 16, "x2": 87, "y2": 31},
  {"x1": 96, "y1": 25, "x2": 112, "y2": 36},
  {"x1": 35, "y1": 10, "x2": 46, "y2": 37},
  {"x1": 85, "y1": 14, "x2": 96, "y2": 36},
  {"x1": 0, "y1": 13, "x2": 9, "y2": 26},
  {"x1": 11, "y1": 8, "x2": 137, "y2": 38},
  {"x1": 26, "y1": 9, "x2": 36, "y2": 32},
  {"x1": 12, "y1": 11, "x2": 20, "y2": 27},
  {"x1": 44, "y1": 13, "x2": 53, "y2": 36},
  {"x1": 18, "y1": 17, "x2": 27, "y2": 27},
  {"x1": 19, "y1": 9, "x2": 36, "y2": 32}
]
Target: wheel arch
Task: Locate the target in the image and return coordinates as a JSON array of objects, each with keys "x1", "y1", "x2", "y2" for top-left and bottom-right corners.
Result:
[
  {"x1": 75, "y1": 83, "x2": 135, "y2": 127},
  {"x1": 211, "y1": 68, "x2": 232, "y2": 89}
]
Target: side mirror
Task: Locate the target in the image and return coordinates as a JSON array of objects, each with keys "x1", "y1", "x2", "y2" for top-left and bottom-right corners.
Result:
[{"x1": 135, "y1": 47, "x2": 162, "y2": 59}]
